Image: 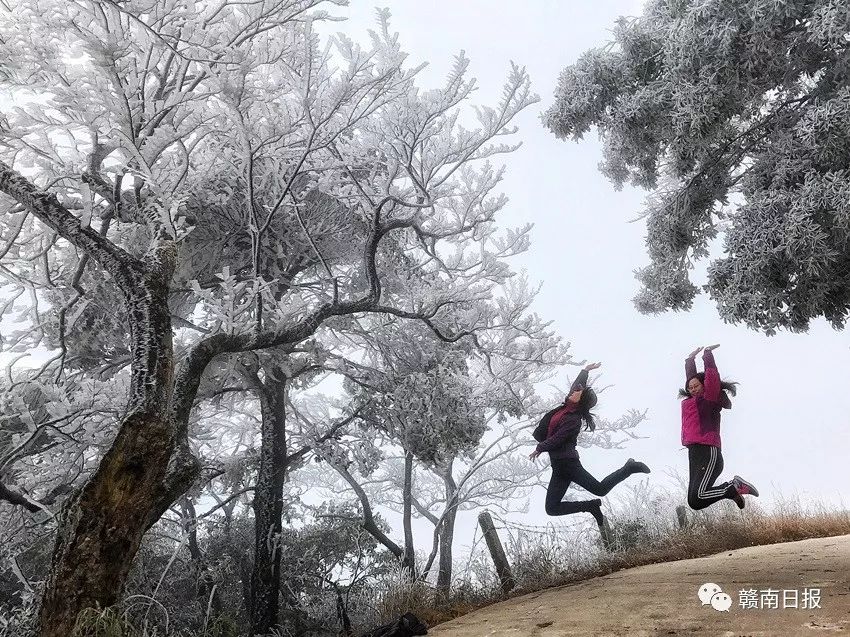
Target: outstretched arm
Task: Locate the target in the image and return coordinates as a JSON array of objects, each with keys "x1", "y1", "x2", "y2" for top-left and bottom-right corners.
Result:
[
  {"x1": 569, "y1": 369, "x2": 589, "y2": 395},
  {"x1": 702, "y1": 345, "x2": 721, "y2": 403},
  {"x1": 568, "y1": 362, "x2": 600, "y2": 397},
  {"x1": 685, "y1": 347, "x2": 701, "y2": 383}
]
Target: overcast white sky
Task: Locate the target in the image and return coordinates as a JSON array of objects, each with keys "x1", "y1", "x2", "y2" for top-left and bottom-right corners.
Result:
[{"x1": 330, "y1": 1, "x2": 849, "y2": 546}]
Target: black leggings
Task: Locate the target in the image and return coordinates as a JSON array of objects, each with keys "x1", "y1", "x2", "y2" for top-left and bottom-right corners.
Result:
[
  {"x1": 545, "y1": 458, "x2": 632, "y2": 516},
  {"x1": 687, "y1": 444, "x2": 736, "y2": 510}
]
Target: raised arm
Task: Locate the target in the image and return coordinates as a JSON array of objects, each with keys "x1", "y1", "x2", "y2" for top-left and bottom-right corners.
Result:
[
  {"x1": 569, "y1": 368, "x2": 589, "y2": 395},
  {"x1": 568, "y1": 361, "x2": 600, "y2": 396},
  {"x1": 702, "y1": 345, "x2": 721, "y2": 403},
  {"x1": 685, "y1": 347, "x2": 700, "y2": 383}
]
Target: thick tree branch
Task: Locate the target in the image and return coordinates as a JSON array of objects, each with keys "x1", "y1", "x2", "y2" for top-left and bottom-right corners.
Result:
[
  {"x1": 0, "y1": 161, "x2": 143, "y2": 288},
  {"x1": 169, "y1": 215, "x2": 390, "y2": 442},
  {"x1": 330, "y1": 460, "x2": 403, "y2": 559},
  {"x1": 284, "y1": 405, "x2": 366, "y2": 466},
  {"x1": 0, "y1": 480, "x2": 43, "y2": 513},
  {"x1": 411, "y1": 496, "x2": 439, "y2": 526}
]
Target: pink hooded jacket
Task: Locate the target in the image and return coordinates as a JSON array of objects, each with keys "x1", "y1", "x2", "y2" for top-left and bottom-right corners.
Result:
[{"x1": 681, "y1": 349, "x2": 731, "y2": 447}]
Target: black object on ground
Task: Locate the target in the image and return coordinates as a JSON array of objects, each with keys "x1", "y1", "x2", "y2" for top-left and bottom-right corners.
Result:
[{"x1": 359, "y1": 612, "x2": 428, "y2": 637}]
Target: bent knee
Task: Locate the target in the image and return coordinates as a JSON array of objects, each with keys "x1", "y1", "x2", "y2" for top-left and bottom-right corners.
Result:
[{"x1": 687, "y1": 494, "x2": 705, "y2": 511}]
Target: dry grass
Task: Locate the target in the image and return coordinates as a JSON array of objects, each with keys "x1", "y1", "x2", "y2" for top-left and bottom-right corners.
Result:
[
  {"x1": 415, "y1": 494, "x2": 850, "y2": 629},
  {"x1": 597, "y1": 509, "x2": 850, "y2": 575},
  {"x1": 365, "y1": 566, "x2": 491, "y2": 630}
]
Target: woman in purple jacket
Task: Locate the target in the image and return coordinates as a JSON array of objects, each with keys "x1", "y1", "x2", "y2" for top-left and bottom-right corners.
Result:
[
  {"x1": 529, "y1": 362, "x2": 650, "y2": 527},
  {"x1": 681, "y1": 344, "x2": 759, "y2": 510}
]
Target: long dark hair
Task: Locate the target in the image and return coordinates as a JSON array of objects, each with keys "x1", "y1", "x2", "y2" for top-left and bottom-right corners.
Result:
[
  {"x1": 679, "y1": 372, "x2": 739, "y2": 403},
  {"x1": 577, "y1": 387, "x2": 597, "y2": 431}
]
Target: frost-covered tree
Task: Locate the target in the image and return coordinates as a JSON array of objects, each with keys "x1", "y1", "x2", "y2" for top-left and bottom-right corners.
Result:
[
  {"x1": 310, "y1": 314, "x2": 566, "y2": 596},
  {"x1": 0, "y1": 1, "x2": 541, "y2": 633},
  {"x1": 344, "y1": 340, "x2": 491, "y2": 595},
  {"x1": 545, "y1": 0, "x2": 850, "y2": 334}
]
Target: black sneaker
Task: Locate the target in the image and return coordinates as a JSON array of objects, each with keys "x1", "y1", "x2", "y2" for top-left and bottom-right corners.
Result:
[
  {"x1": 732, "y1": 492, "x2": 745, "y2": 509},
  {"x1": 625, "y1": 458, "x2": 651, "y2": 474},
  {"x1": 586, "y1": 498, "x2": 605, "y2": 527}
]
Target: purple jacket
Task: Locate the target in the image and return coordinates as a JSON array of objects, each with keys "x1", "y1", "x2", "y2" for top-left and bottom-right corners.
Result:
[
  {"x1": 681, "y1": 349, "x2": 730, "y2": 447},
  {"x1": 536, "y1": 369, "x2": 588, "y2": 460}
]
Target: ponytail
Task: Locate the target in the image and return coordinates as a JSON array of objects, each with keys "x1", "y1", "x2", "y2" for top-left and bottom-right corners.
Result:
[{"x1": 578, "y1": 387, "x2": 598, "y2": 431}]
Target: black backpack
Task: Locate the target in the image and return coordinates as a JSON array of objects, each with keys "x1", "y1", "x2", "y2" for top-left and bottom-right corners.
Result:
[{"x1": 532, "y1": 406, "x2": 561, "y2": 442}]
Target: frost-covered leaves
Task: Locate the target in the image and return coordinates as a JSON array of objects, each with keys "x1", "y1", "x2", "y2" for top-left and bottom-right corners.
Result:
[
  {"x1": 545, "y1": 0, "x2": 850, "y2": 332},
  {"x1": 358, "y1": 345, "x2": 487, "y2": 468},
  {"x1": 0, "y1": 373, "x2": 125, "y2": 608},
  {"x1": 329, "y1": 304, "x2": 564, "y2": 469},
  {"x1": 710, "y1": 169, "x2": 850, "y2": 333},
  {"x1": 704, "y1": 86, "x2": 850, "y2": 333},
  {"x1": 577, "y1": 408, "x2": 648, "y2": 450},
  {"x1": 0, "y1": 374, "x2": 127, "y2": 495},
  {"x1": 1, "y1": 0, "x2": 551, "y2": 359},
  {"x1": 190, "y1": 266, "x2": 273, "y2": 334}
]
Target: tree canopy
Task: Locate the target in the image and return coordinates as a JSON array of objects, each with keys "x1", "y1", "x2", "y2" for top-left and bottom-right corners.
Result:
[{"x1": 545, "y1": 0, "x2": 850, "y2": 334}]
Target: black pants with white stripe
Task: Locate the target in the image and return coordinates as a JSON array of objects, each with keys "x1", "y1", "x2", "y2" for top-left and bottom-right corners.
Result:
[{"x1": 687, "y1": 444, "x2": 737, "y2": 510}]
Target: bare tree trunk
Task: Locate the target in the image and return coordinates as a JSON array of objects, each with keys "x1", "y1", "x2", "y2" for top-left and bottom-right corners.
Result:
[
  {"x1": 333, "y1": 462, "x2": 405, "y2": 560},
  {"x1": 248, "y1": 364, "x2": 290, "y2": 636},
  {"x1": 38, "y1": 248, "x2": 193, "y2": 637},
  {"x1": 402, "y1": 451, "x2": 417, "y2": 577},
  {"x1": 221, "y1": 500, "x2": 253, "y2": 621},
  {"x1": 436, "y1": 464, "x2": 458, "y2": 601},
  {"x1": 181, "y1": 499, "x2": 223, "y2": 622}
]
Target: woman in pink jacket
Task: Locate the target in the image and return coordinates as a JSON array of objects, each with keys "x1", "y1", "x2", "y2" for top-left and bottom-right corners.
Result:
[{"x1": 681, "y1": 344, "x2": 759, "y2": 510}]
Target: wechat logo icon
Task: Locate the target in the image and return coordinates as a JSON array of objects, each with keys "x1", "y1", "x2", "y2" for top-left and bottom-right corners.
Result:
[{"x1": 698, "y1": 583, "x2": 732, "y2": 612}]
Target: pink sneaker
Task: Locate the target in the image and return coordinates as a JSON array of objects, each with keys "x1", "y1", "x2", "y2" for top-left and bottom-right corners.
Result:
[{"x1": 732, "y1": 475, "x2": 759, "y2": 497}]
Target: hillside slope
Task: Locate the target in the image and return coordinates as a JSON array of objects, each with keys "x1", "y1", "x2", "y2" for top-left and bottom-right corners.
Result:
[{"x1": 430, "y1": 534, "x2": 850, "y2": 636}]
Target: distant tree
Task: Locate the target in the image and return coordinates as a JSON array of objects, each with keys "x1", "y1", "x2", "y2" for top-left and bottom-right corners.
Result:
[
  {"x1": 545, "y1": 0, "x2": 850, "y2": 334},
  {"x1": 342, "y1": 340, "x2": 491, "y2": 598},
  {"x1": 117, "y1": 499, "x2": 388, "y2": 635}
]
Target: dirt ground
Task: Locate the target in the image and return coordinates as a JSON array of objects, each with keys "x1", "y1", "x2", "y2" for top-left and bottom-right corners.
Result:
[{"x1": 429, "y1": 534, "x2": 850, "y2": 637}]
